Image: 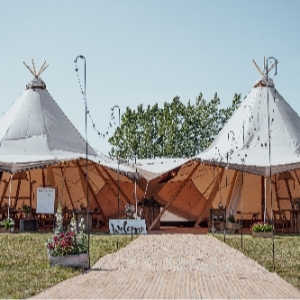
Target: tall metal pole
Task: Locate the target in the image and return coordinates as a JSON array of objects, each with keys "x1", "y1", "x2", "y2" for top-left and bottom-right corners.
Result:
[
  {"x1": 111, "y1": 105, "x2": 120, "y2": 249},
  {"x1": 265, "y1": 56, "x2": 278, "y2": 271},
  {"x1": 74, "y1": 55, "x2": 90, "y2": 269}
]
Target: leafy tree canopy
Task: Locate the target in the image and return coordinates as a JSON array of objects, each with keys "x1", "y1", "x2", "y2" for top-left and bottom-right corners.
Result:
[{"x1": 108, "y1": 93, "x2": 241, "y2": 159}]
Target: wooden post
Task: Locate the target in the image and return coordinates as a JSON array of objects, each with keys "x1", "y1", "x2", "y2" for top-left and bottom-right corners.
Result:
[
  {"x1": 194, "y1": 168, "x2": 225, "y2": 226},
  {"x1": 95, "y1": 163, "x2": 132, "y2": 206},
  {"x1": 261, "y1": 176, "x2": 265, "y2": 220},
  {"x1": 77, "y1": 161, "x2": 106, "y2": 223},
  {"x1": 58, "y1": 164, "x2": 75, "y2": 210},
  {"x1": 225, "y1": 170, "x2": 238, "y2": 209}
]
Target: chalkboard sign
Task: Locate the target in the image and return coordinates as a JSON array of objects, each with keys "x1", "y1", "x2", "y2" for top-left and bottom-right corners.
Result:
[{"x1": 36, "y1": 187, "x2": 55, "y2": 214}]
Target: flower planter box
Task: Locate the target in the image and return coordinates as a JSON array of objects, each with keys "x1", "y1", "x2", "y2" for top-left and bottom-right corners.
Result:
[
  {"x1": 0, "y1": 226, "x2": 14, "y2": 233},
  {"x1": 252, "y1": 231, "x2": 273, "y2": 238},
  {"x1": 49, "y1": 253, "x2": 89, "y2": 269},
  {"x1": 225, "y1": 222, "x2": 240, "y2": 230}
]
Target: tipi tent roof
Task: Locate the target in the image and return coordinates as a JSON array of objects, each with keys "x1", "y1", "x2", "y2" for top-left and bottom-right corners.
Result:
[
  {"x1": 195, "y1": 76, "x2": 300, "y2": 176},
  {"x1": 0, "y1": 75, "x2": 100, "y2": 173}
]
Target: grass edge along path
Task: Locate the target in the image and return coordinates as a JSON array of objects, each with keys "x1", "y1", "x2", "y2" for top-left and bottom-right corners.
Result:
[
  {"x1": 0, "y1": 233, "x2": 137, "y2": 299},
  {"x1": 213, "y1": 233, "x2": 300, "y2": 291}
]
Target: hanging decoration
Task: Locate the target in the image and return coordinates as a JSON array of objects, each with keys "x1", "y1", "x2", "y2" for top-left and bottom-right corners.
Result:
[{"x1": 75, "y1": 64, "x2": 118, "y2": 140}]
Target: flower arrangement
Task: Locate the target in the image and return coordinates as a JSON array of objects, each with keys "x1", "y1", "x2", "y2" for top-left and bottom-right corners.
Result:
[
  {"x1": 252, "y1": 222, "x2": 273, "y2": 232},
  {"x1": 227, "y1": 212, "x2": 237, "y2": 223},
  {"x1": 46, "y1": 203, "x2": 88, "y2": 256},
  {"x1": 125, "y1": 204, "x2": 135, "y2": 219},
  {"x1": 0, "y1": 218, "x2": 15, "y2": 230}
]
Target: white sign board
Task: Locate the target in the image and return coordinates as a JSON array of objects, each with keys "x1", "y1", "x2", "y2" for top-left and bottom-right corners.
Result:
[
  {"x1": 109, "y1": 219, "x2": 147, "y2": 234},
  {"x1": 36, "y1": 188, "x2": 55, "y2": 214}
]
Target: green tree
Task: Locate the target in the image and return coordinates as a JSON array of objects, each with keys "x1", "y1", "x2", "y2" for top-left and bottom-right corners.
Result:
[{"x1": 108, "y1": 93, "x2": 241, "y2": 159}]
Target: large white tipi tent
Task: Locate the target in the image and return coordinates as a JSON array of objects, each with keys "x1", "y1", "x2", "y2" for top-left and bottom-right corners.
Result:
[
  {"x1": 0, "y1": 61, "x2": 99, "y2": 172},
  {"x1": 193, "y1": 59, "x2": 300, "y2": 225},
  {"x1": 139, "y1": 59, "x2": 300, "y2": 231},
  {"x1": 0, "y1": 61, "x2": 141, "y2": 225}
]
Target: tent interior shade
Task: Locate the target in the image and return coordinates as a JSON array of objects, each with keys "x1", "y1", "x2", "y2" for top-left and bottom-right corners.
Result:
[
  {"x1": 0, "y1": 160, "x2": 145, "y2": 221},
  {"x1": 143, "y1": 161, "x2": 300, "y2": 226}
]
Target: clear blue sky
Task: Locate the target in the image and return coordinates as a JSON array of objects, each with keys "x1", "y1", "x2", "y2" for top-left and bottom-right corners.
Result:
[{"x1": 1, "y1": 0, "x2": 300, "y2": 155}]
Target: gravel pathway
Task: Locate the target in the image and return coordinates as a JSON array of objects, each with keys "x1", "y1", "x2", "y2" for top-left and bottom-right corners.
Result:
[{"x1": 31, "y1": 234, "x2": 300, "y2": 299}]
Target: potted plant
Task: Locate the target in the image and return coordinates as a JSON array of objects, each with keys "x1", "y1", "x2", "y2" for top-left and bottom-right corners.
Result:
[
  {"x1": 252, "y1": 222, "x2": 273, "y2": 238},
  {"x1": 125, "y1": 204, "x2": 135, "y2": 219},
  {"x1": 46, "y1": 203, "x2": 89, "y2": 269},
  {"x1": 0, "y1": 218, "x2": 15, "y2": 232},
  {"x1": 225, "y1": 212, "x2": 240, "y2": 232},
  {"x1": 22, "y1": 204, "x2": 32, "y2": 219}
]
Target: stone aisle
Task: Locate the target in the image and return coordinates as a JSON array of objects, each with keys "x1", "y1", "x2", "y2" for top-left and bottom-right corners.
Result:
[{"x1": 31, "y1": 234, "x2": 300, "y2": 299}]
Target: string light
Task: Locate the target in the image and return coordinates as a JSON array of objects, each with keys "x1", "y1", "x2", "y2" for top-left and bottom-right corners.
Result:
[{"x1": 75, "y1": 65, "x2": 117, "y2": 140}]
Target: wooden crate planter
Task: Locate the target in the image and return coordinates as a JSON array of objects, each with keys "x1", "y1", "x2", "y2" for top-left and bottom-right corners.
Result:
[
  {"x1": 252, "y1": 231, "x2": 273, "y2": 238},
  {"x1": 0, "y1": 226, "x2": 14, "y2": 233},
  {"x1": 225, "y1": 222, "x2": 240, "y2": 230},
  {"x1": 49, "y1": 253, "x2": 89, "y2": 269}
]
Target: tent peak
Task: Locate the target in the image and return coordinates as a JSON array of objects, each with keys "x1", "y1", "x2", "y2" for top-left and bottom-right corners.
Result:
[
  {"x1": 23, "y1": 59, "x2": 48, "y2": 90},
  {"x1": 25, "y1": 77, "x2": 47, "y2": 90},
  {"x1": 252, "y1": 57, "x2": 278, "y2": 88},
  {"x1": 253, "y1": 76, "x2": 275, "y2": 88},
  {"x1": 252, "y1": 57, "x2": 278, "y2": 77}
]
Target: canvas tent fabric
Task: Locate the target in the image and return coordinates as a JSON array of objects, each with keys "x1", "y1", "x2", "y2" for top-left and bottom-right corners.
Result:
[
  {"x1": 190, "y1": 74, "x2": 300, "y2": 222},
  {"x1": 195, "y1": 76, "x2": 300, "y2": 176},
  {"x1": 0, "y1": 74, "x2": 140, "y2": 220},
  {"x1": 0, "y1": 77, "x2": 100, "y2": 173},
  {"x1": 0, "y1": 162, "x2": 143, "y2": 221},
  {"x1": 132, "y1": 158, "x2": 188, "y2": 181}
]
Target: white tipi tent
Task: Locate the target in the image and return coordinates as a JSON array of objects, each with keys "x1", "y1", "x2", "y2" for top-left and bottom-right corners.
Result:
[
  {"x1": 139, "y1": 60, "x2": 300, "y2": 230},
  {"x1": 196, "y1": 76, "x2": 300, "y2": 176},
  {"x1": 0, "y1": 61, "x2": 99, "y2": 173},
  {"x1": 193, "y1": 59, "x2": 300, "y2": 224},
  {"x1": 0, "y1": 61, "x2": 141, "y2": 223}
]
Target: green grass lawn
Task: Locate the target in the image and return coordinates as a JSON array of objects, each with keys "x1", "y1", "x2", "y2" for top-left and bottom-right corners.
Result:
[
  {"x1": 214, "y1": 233, "x2": 300, "y2": 290},
  {"x1": 0, "y1": 232, "x2": 137, "y2": 299},
  {"x1": 1, "y1": 232, "x2": 299, "y2": 299}
]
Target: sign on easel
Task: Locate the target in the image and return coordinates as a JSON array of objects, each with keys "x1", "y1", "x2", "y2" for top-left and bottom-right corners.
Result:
[{"x1": 36, "y1": 187, "x2": 55, "y2": 214}]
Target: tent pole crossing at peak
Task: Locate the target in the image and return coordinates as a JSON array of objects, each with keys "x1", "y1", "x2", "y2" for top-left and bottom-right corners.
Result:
[
  {"x1": 23, "y1": 59, "x2": 49, "y2": 78},
  {"x1": 252, "y1": 57, "x2": 278, "y2": 77}
]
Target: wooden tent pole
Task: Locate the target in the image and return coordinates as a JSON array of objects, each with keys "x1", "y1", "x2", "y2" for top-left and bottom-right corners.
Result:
[
  {"x1": 41, "y1": 168, "x2": 46, "y2": 187},
  {"x1": 284, "y1": 178, "x2": 293, "y2": 204},
  {"x1": 261, "y1": 176, "x2": 265, "y2": 221},
  {"x1": 97, "y1": 163, "x2": 131, "y2": 206},
  {"x1": 194, "y1": 168, "x2": 225, "y2": 227},
  {"x1": 58, "y1": 165, "x2": 75, "y2": 210},
  {"x1": 0, "y1": 180, "x2": 10, "y2": 207},
  {"x1": 149, "y1": 161, "x2": 200, "y2": 231},
  {"x1": 29, "y1": 171, "x2": 32, "y2": 209},
  {"x1": 76, "y1": 161, "x2": 105, "y2": 221},
  {"x1": 15, "y1": 179, "x2": 21, "y2": 209},
  {"x1": 225, "y1": 170, "x2": 238, "y2": 209}
]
